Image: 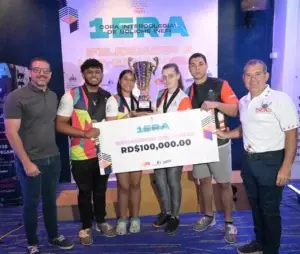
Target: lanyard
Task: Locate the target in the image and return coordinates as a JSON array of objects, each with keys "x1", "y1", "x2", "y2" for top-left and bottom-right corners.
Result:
[
  {"x1": 163, "y1": 88, "x2": 180, "y2": 113},
  {"x1": 120, "y1": 94, "x2": 137, "y2": 112}
]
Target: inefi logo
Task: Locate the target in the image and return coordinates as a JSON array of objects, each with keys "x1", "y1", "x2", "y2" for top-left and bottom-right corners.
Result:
[{"x1": 137, "y1": 123, "x2": 169, "y2": 134}]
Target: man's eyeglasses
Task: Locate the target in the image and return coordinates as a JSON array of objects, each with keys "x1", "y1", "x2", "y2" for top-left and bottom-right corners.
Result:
[{"x1": 31, "y1": 67, "x2": 52, "y2": 74}]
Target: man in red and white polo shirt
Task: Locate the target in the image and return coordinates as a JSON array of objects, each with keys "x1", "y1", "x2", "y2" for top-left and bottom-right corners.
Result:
[{"x1": 217, "y1": 59, "x2": 299, "y2": 254}]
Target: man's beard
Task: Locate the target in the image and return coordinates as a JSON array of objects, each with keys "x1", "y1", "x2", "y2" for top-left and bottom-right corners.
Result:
[
  {"x1": 85, "y1": 77, "x2": 102, "y2": 87},
  {"x1": 32, "y1": 78, "x2": 48, "y2": 87}
]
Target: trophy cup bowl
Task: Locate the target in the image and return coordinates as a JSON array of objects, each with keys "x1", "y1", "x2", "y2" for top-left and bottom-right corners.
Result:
[{"x1": 128, "y1": 57, "x2": 159, "y2": 112}]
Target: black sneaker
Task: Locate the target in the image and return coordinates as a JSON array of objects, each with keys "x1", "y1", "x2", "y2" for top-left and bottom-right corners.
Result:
[
  {"x1": 153, "y1": 212, "x2": 171, "y2": 227},
  {"x1": 164, "y1": 216, "x2": 180, "y2": 234},
  {"x1": 48, "y1": 235, "x2": 74, "y2": 250},
  {"x1": 27, "y1": 246, "x2": 40, "y2": 254},
  {"x1": 237, "y1": 240, "x2": 263, "y2": 254}
]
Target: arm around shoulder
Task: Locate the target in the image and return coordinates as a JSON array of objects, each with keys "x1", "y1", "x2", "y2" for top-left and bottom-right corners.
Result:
[{"x1": 216, "y1": 125, "x2": 242, "y2": 140}]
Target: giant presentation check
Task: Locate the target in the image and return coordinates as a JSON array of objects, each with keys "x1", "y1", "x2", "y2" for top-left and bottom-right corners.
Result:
[{"x1": 93, "y1": 109, "x2": 219, "y2": 175}]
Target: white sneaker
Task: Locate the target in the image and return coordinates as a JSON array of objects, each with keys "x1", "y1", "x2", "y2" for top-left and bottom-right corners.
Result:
[
  {"x1": 116, "y1": 219, "x2": 128, "y2": 235},
  {"x1": 129, "y1": 217, "x2": 141, "y2": 233}
]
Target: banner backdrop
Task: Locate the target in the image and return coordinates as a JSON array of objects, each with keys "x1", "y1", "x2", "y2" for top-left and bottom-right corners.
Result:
[
  {"x1": 58, "y1": 0, "x2": 219, "y2": 181},
  {"x1": 58, "y1": 0, "x2": 218, "y2": 95}
]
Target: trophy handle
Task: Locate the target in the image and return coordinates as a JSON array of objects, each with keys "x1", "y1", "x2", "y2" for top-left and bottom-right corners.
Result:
[
  {"x1": 152, "y1": 57, "x2": 159, "y2": 75},
  {"x1": 128, "y1": 57, "x2": 134, "y2": 71}
]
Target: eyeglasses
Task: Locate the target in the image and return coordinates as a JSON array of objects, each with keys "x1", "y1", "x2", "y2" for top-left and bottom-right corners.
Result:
[{"x1": 31, "y1": 67, "x2": 52, "y2": 74}]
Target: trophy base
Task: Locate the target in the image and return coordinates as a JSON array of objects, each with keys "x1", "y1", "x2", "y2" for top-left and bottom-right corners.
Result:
[
  {"x1": 136, "y1": 108, "x2": 153, "y2": 113},
  {"x1": 136, "y1": 100, "x2": 153, "y2": 112}
]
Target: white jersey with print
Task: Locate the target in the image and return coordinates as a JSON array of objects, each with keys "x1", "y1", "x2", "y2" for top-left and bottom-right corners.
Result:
[
  {"x1": 239, "y1": 85, "x2": 299, "y2": 153},
  {"x1": 106, "y1": 95, "x2": 137, "y2": 119},
  {"x1": 156, "y1": 89, "x2": 192, "y2": 114},
  {"x1": 57, "y1": 91, "x2": 74, "y2": 117}
]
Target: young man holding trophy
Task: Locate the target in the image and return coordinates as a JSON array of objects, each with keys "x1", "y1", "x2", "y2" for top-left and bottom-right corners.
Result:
[{"x1": 105, "y1": 58, "x2": 158, "y2": 235}]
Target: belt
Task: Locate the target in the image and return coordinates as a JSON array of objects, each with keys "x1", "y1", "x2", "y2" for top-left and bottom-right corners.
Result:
[{"x1": 245, "y1": 149, "x2": 284, "y2": 160}]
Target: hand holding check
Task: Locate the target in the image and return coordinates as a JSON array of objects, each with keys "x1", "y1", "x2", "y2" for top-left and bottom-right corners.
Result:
[
  {"x1": 201, "y1": 101, "x2": 220, "y2": 111},
  {"x1": 84, "y1": 128, "x2": 100, "y2": 138},
  {"x1": 215, "y1": 129, "x2": 229, "y2": 139}
]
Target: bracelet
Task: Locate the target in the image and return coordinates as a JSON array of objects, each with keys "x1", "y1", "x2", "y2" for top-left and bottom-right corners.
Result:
[{"x1": 82, "y1": 131, "x2": 85, "y2": 138}]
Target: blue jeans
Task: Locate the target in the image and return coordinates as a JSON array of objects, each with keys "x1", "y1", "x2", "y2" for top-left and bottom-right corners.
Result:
[
  {"x1": 15, "y1": 155, "x2": 61, "y2": 246},
  {"x1": 241, "y1": 150, "x2": 284, "y2": 254},
  {"x1": 154, "y1": 166, "x2": 183, "y2": 216}
]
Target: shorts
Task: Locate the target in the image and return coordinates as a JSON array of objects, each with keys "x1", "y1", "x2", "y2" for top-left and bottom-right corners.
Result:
[{"x1": 193, "y1": 142, "x2": 232, "y2": 183}]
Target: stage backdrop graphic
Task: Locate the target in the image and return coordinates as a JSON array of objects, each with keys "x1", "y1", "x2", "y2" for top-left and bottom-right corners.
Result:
[{"x1": 58, "y1": 0, "x2": 218, "y2": 181}]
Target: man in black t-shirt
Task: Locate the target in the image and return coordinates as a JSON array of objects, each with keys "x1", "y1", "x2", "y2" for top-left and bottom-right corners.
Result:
[
  {"x1": 185, "y1": 53, "x2": 239, "y2": 244},
  {"x1": 56, "y1": 59, "x2": 116, "y2": 245}
]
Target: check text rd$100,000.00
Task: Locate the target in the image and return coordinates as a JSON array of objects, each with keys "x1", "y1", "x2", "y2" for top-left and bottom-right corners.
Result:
[{"x1": 93, "y1": 109, "x2": 220, "y2": 175}]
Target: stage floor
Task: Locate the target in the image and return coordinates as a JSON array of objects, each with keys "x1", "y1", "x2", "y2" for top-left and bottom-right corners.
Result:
[
  {"x1": 56, "y1": 170, "x2": 252, "y2": 221},
  {"x1": 1, "y1": 181, "x2": 300, "y2": 253}
]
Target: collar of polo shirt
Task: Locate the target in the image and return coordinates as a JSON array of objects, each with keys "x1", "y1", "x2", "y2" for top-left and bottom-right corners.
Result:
[
  {"x1": 245, "y1": 85, "x2": 271, "y2": 101},
  {"x1": 28, "y1": 82, "x2": 49, "y2": 93}
]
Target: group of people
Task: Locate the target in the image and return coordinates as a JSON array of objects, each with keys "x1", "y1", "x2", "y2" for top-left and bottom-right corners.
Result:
[{"x1": 3, "y1": 53, "x2": 299, "y2": 254}]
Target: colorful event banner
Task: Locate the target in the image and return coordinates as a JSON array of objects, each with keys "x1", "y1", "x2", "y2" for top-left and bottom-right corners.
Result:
[
  {"x1": 0, "y1": 63, "x2": 29, "y2": 204},
  {"x1": 58, "y1": 0, "x2": 218, "y2": 180},
  {"x1": 58, "y1": 0, "x2": 218, "y2": 96},
  {"x1": 93, "y1": 109, "x2": 219, "y2": 175}
]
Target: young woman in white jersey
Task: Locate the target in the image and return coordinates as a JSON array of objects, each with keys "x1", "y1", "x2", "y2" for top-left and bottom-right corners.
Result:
[
  {"x1": 153, "y1": 63, "x2": 192, "y2": 234},
  {"x1": 105, "y1": 69, "x2": 151, "y2": 235}
]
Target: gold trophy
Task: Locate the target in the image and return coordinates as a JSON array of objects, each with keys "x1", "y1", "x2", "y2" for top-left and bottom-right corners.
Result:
[{"x1": 128, "y1": 57, "x2": 159, "y2": 112}]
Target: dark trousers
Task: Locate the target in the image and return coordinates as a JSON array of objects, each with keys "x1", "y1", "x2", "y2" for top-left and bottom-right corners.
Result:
[
  {"x1": 71, "y1": 158, "x2": 109, "y2": 229},
  {"x1": 241, "y1": 150, "x2": 284, "y2": 254},
  {"x1": 15, "y1": 155, "x2": 61, "y2": 246}
]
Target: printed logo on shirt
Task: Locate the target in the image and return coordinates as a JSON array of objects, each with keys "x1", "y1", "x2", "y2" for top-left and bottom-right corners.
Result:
[
  {"x1": 207, "y1": 89, "x2": 216, "y2": 101},
  {"x1": 256, "y1": 101, "x2": 272, "y2": 113}
]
